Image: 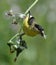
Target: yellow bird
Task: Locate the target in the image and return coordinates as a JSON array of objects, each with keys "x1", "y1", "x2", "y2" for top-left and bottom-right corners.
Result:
[{"x1": 23, "y1": 11, "x2": 46, "y2": 39}]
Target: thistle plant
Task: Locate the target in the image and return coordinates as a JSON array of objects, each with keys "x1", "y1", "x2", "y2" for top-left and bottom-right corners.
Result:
[{"x1": 6, "y1": 0, "x2": 38, "y2": 62}]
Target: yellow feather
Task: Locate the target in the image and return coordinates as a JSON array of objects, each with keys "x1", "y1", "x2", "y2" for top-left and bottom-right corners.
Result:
[{"x1": 23, "y1": 16, "x2": 40, "y2": 37}]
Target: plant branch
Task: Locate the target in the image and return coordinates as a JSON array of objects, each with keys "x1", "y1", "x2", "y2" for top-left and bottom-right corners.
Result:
[
  {"x1": 8, "y1": 33, "x2": 19, "y2": 43},
  {"x1": 25, "y1": 0, "x2": 38, "y2": 15}
]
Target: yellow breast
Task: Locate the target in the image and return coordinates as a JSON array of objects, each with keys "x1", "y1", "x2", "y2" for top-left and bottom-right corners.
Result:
[{"x1": 23, "y1": 16, "x2": 39, "y2": 37}]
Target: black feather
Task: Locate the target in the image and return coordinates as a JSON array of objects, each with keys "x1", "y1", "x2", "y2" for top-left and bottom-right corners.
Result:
[{"x1": 35, "y1": 24, "x2": 44, "y2": 36}]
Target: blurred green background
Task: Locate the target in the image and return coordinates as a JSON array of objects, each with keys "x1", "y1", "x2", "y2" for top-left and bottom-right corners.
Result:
[{"x1": 0, "y1": 0, "x2": 56, "y2": 65}]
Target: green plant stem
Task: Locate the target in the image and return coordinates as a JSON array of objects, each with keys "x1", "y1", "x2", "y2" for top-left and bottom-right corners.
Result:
[
  {"x1": 8, "y1": 33, "x2": 19, "y2": 43},
  {"x1": 25, "y1": 0, "x2": 38, "y2": 15}
]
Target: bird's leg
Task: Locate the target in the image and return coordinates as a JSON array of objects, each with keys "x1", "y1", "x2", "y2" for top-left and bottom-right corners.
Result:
[{"x1": 19, "y1": 33, "x2": 25, "y2": 40}]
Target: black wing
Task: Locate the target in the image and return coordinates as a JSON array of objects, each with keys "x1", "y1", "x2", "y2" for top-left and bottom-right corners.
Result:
[{"x1": 34, "y1": 24, "x2": 44, "y2": 36}]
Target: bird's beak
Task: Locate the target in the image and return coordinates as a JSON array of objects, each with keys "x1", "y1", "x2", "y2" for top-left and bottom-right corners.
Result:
[{"x1": 42, "y1": 31, "x2": 46, "y2": 39}]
